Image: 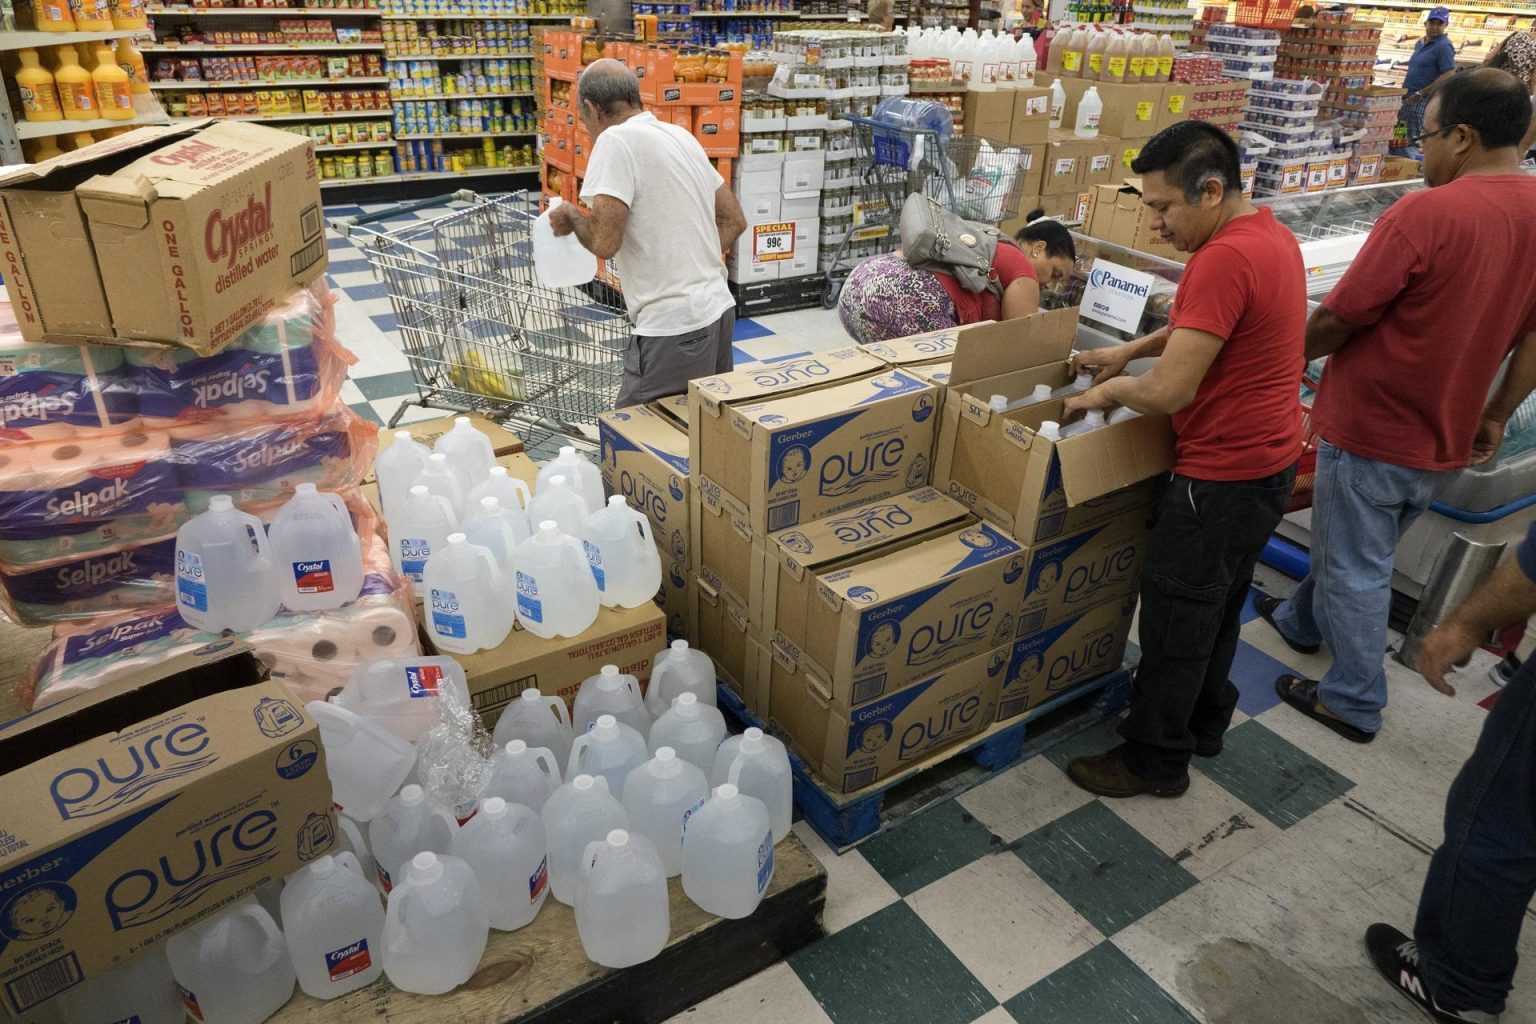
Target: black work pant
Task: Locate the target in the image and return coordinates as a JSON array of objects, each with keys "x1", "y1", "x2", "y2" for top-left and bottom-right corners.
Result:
[{"x1": 1120, "y1": 466, "x2": 1296, "y2": 779}]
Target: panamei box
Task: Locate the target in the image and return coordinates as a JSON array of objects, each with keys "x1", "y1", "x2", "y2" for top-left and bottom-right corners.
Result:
[
  {"x1": 1017, "y1": 507, "x2": 1150, "y2": 635},
  {"x1": 999, "y1": 594, "x2": 1135, "y2": 720},
  {"x1": 0, "y1": 643, "x2": 335, "y2": 1018},
  {"x1": 598, "y1": 405, "x2": 691, "y2": 567}
]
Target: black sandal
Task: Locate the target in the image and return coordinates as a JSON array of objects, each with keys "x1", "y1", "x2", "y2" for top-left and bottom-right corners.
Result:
[{"x1": 1274, "y1": 675, "x2": 1376, "y2": 744}]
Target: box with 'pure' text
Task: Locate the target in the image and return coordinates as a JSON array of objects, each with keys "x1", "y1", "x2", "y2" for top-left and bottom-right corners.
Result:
[
  {"x1": 999, "y1": 594, "x2": 1135, "y2": 721},
  {"x1": 598, "y1": 404, "x2": 691, "y2": 567},
  {"x1": 1017, "y1": 508, "x2": 1151, "y2": 636}
]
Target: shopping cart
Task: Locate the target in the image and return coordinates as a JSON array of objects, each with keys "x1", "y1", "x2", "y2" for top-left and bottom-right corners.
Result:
[
  {"x1": 1288, "y1": 360, "x2": 1326, "y2": 513},
  {"x1": 820, "y1": 115, "x2": 1031, "y2": 309},
  {"x1": 335, "y1": 190, "x2": 631, "y2": 447}
]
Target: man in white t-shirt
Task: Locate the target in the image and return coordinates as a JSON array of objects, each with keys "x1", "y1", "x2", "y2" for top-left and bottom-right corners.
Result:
[{"x1": 549, "y1": 59, "x2": 748, "y2": 406}]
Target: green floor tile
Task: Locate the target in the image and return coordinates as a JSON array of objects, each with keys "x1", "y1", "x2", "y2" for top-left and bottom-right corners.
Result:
[
  {"x1": 1041, "y1": 714, "x2": 1124, "y2": 773},
  {"x1": 1012, "y1": 802, "x2": 1197, "y2": 936},
  {"x1": 857, "y1": 800, "x2": 1003, "y2": 897},
  {"x1": 790, "y1": 902, "x2": 997, "y2": 1024},
  {"x1": 352, "y1": 369, "x2": 419, "y2": 400},
  {"x1": 1004, "y1": 941, "x2": 1198, "y2": 1024},
  {"x1": 1199, "y1": 719, "x2": 1354, "y2": 829}
]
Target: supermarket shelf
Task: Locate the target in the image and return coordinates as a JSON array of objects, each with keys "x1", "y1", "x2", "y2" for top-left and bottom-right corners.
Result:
[
  {"x1": 1341, "y1": 0, "x2": 1534, "y2": 14},
  {"x1": 320, "y1": 163, "x2": 537, "y2": 185},
  {"x1": 692, "y1": 8, "x2": 797, "y2": 15},
  {"x1": 149, "y1": 77, "x2": 389, "y2": 89},
  {"x1": 0, "y1": 28, "x2": 145, "y2": 52},
  {"x1": 393, "y1": 90, "x2": 538, "y2": 99},
  {"x1": 15, "y1": 112, "x2": 168, "y2": 139},
  {"x1": 315, "y1": 140, "x2": 396, "y2": 150},
  {"x1": 384, "y1": 50, "x2": 534, "y2": 58},
  {"x1": 381, "y1": 9, "x2": 577, "y2": 16},
  {"x1": 170, "y1": 108, "x2": 390, "y2": 121},
  {"x1": 395, "y1": 129, "x2": 537, "y2": 138},
  {"x1": 140, "y1": 42, "x2": 386, "y2": 51},
  {"x1": 146, "y1": 5, "x2": 383, "y2": 14}
]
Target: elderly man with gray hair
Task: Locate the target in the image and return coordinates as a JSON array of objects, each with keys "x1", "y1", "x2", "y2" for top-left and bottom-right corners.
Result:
[{"x1": 550, "y1": 58, "x2": 749, "y2": 406}]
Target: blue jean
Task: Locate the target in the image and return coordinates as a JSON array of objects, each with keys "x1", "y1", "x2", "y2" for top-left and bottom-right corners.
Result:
[
  {"x1": 1271, "y1": 441, "x2": 1454, "y2": 733},
  {"x1": 1415, "y1": 655, "x2": 1536, "y2": 1015}
]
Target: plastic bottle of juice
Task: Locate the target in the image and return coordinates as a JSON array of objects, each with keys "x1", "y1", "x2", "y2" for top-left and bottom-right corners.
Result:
[
  {"x1": 54, "y1": 47, "x2": 99, "y2": 121},
  {"x1": 116, "y1": 38, "x2": 150, "y2": 94},
  {"x1": 67, "y1": 131, "x2": 95, "y2": 149},
  {"x1": 31, "y1": 0, "x2": 74, "y2": 30},
  {"x1": 15, "y1": 51, "x2": 62, "y2": 122},
  {"x1": 1085, "y1": 27, "x2": 1109, "y2": 81},
  {"x1": 1140, "y1": 33, "x2": 1161, "y2": 83},
  {"x1": 1103, "y1": 29, "x2": 1129, "y2": 83},
  {"x1": 112, "y1": 0, "x2": 147, "y2": 29},
  {"x1": 71, "y1": 0, "x2": 115, "y2": 31},
  {"x1": 25, "y1": 137, "x2": 66, "y2": 161}
]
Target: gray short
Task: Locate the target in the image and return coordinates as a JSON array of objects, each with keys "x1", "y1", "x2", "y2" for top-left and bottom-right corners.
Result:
[{"x1": 614, "y1": 308, "x2": 736, "y2": 408}]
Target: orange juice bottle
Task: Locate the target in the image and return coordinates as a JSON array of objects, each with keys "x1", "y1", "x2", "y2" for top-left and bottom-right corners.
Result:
[
  {"x1": 111, "y1": 0, "x2": 147, "y2": 29},
  {"x1": 69, "y1": 0, "x2": 115, "y2": 31},
  {"x1": 55, "y1": 47, "x2": 99, "y2": 121},
  {"x1": 30, "y1": 0, "x2": 75, "y2": 30},
  {"x1": 93, "y1": 45, "x2": 135, "y2": 120},
  {"x1": 15, "y1": 49, "x2": 63, "y2": 122},
  {"x1": 66, "y1": 131, "x2": 97, "y2": 150},
  {"x1": 115, "y1": 39, "x2": 150, "y2": 94},
  {"x1": 25, "y1": 137, "x2": 67, "y2": 162}
]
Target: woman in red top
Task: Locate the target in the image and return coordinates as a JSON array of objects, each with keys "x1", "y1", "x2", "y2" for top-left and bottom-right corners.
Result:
[{"x1": 836, "y1": 210, "x2": 1077, "y2": 344}]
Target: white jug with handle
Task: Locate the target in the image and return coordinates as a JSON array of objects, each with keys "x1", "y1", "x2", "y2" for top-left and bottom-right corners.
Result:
[{"x1": 532, "y1": 197, "x2": 598, "y2": 288}]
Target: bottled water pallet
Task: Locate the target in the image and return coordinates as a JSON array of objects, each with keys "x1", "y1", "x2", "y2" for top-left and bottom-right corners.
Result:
[{"x1": 716, "y1": 667, "x2": 1133, "y2": 853}]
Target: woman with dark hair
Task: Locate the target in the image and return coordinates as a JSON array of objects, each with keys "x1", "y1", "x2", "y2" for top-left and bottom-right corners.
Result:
[
  {"x1": 836, "y1": 209, "x2": 1077, "y2": 343},
  {"x1": 1485, "y1": 31, "x2": 1536, "y2": 152}
]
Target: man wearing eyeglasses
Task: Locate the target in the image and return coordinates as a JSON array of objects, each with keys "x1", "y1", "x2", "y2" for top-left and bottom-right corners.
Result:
[{"x1": 1256, "y1": 69, "x2": 1536, "y2": 755}]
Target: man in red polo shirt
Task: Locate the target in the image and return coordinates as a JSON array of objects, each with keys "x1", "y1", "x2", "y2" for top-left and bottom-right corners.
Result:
[
  {"x1": 1256, "y1": 69, "x2": 1536, "y2": 746},
  {"x1": 1061, "y1": 120, "x2": 1306, "y2": 797}
]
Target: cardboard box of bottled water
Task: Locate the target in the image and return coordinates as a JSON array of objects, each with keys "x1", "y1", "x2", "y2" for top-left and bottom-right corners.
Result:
[
  {"x1": 598, "y1": 405, "x2": 691, "y2": 568},
  {"x1": 0, "y1": 642, "x2": 335, "y2": 1018},
  {"x1": 691, "y1": 475, "x2": 768, "y2": 619},
  {"x1": 656, "y1": 551, "x2": 693, "y2": 643},
  {"x1": 1017, "y1": 508, "x2": 1151, "y2": 636},
  {"x1": 691, "y1": 565, "x2": 768, "y2": 710},
  {"x1": 999, "y1": 594, "x2": 1136, "y2": 721}
]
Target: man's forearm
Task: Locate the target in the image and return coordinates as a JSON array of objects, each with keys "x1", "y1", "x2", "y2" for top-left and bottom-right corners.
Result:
[
  {"x1": 1484, "y1": 333, "x2": 1536, "y2": 425},
  {"x1": 569, "y1": 212, "x2": 602, "y2": 256},
  {"x1": 1443, "y1": 556, "x2": 1536, "y2": 639},
  {"x1": 1130, "y1": 326, "x2": 1171, "y2": 360},
  {"x1": 717, "y1": 213, "x2": 746, "y2": 254},
  {"x1": 1305, "y1": 306, "x2": 1356, "y2": 360}
]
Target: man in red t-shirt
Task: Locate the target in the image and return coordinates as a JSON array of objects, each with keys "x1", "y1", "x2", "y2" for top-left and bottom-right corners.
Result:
[
  {"x1": 1060, "y1": 121, "x2": 1306, "y2": 798},
  {"x1": 1256, "y1": 69, "x2": 1536, "y2": 745}
]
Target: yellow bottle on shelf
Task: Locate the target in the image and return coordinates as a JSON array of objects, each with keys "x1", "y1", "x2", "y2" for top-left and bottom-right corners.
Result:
[
  {"x1": 75, "y1": 43, "x2": 97, "y2": 70},
  {"x1": 92, "y1": 44, "x2": 135, "y2": 120},
  {"x1": 54, "y1": 47, "x2": 100, "y2": 121},
  {"x1": 111, "y1": 0, "x2": 147, "y2": 29},
  {"x1": 29, "y1": 0, "x2": 75, "y2": 31},
  {"x1": 115, "y1": 38, "x2": 150, "y2": 94},
  {"x1": 25, "y1": 138, "x2": 67, "y2": 162},
  {"x1": 15, "y1": 49, "x2": 63, "y2": 123},
  {"x1": 69, "y1": 0, "x2": 115, "y2": 31},
  {"x1": 67, "y1": 131, "x2": 97, "y2": 150}
]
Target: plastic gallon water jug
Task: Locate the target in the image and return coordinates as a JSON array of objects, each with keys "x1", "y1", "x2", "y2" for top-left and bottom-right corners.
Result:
[
  {"x1": 1108, "y1": 406, "x2": 1142, "y2": 424},
  {"x1": 526, "y1": 474, "x2": 589, "y2": 536},
  {"x1": 713, "y1": 728, "x2": 793, "y2": 844},
  {"x1": 467, "y1": 466, "x2": 533, "y2": 526},
  {"x1": 281, "y1": 852, "x2": 385, "y2": 999},
  {"x1": 334, "y1": 811, "x2": 377, "y2": 889},
  {"x1": 166, "y1": 900, "x2": 295, "y2": 1024},
  {"x1": 424, "y1": 533, "x2": 514, "y2": 654},
  {"x1": 645, "y1": 639, "x2": 717, "y2": 716},
  {"x1": 513, "y1": 521, "x2": 599, "y2": 638},
  {"x1": 1037, "y1": 420, "x2": 1063, "y2": 441},
  {"x1": 541, "y1": 773, "x2": 629, "y2": 905},
  {"x1": 464, "y1": 495, "x2": 531, "y2": 572},
  {"x1": 174, "y1": 495, "x2": 280, "y2": 632},
  {"x1": 649, "y1": 693, "x2": 726, "y2": 774},
  {"x1": 492, "y1": 687, "x2": 576, "y2": 776},
  {"x1": 570, "y1": 665, "x2": 647, "y2": 738},
  {"x1": 1075, "y1": 84, "x2": 1103, "y2": 136},
  {"x1": 434, "y1": 416, "x2": 497, "y2": 482},
  {"x1": 389, "y1": 484, "x2": 459, "y2": 591},
  {"x1": 375, "y1": 430, "x2": 431, "y2": 517},
  {"x1": 368, "y1": 784, "x2": 460, "y2": 893},
  {"x1": 334, "y1": 655, "x2": 472, "y2": 744},
  {"x1": 576, "y1": 829, "x2": 670, "y2": 968},
  {"x1": 532, "y1": 197, "x2": 598, "y2": 288},
  {"x1": 307, "y1": 699, "x2": 416, "y2": 822},
  {"x1": 581, "y1": 495, "x2": 662, "y2": 608},
  {"x1": 1054, "y1": 370, "x2": 1095, "y2": 397},
  {"x1": 485, "y1": 739, "x2": 561, "y2": 813},
  {"x1": 55, "y1": 943, "x2": 181, "y2": 1024},
  {"x1": 451, "y1": 796, "x2": 550, "y2": 931},
  {"x1": 1061, "y1": 409, "x2": 1107, "y2": 438},
  {"x1": 621, "y1": 747, "x2": 709, "y2": 877},
  {"x1": 269, "y1": 483, "x2": 364, "y2": 612},
  {"x1": 416, "y1": 452, "x2": 469, "y2": 520},
  {"x1": 382, "y1": 852, "x2": 489, "y2": 995},
  {"x1": 536, "y1": 445, "x2": 605, "y2": 513},
  {"x1": 570, "y1": 714, "x2": 648, "y2": 798},
  {"x1": 1049, "y1": 76, "x2": 1066, "y2": 127},
  {"x1": 682, "y1": 784, "x2": 774, "y2": 919}
]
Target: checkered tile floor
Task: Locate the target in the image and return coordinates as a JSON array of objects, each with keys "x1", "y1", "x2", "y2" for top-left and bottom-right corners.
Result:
[{"x1": 323, "y1": 200, "x2": 1536, "y2": 1024}]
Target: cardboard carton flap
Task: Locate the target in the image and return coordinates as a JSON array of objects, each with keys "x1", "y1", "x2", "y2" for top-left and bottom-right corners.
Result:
[
  {"x1": 770, "y1": 487, "x2": 970, "y2": 575},
  {"x1": 0, "y1": 121, "x2": 212, "y2": 190},
  {"x1": 950, "y1": 307, "x2": 1078, "y2": 387},
  {"x1": 1057, "y1": 412, "x2": 1176, "y2": 503},
  {"x1": 818, "y1": 520, "x2": 1020, "y2": 599},
  {"x1": 75, "y1": 172, "x2": 159, "y2": 228},
  {"x1": 690, "y1": 346, "x2": 882, "y2": 415},
  {"x1": 115, "y1": 120, "x2": 310, "y2": 188}
]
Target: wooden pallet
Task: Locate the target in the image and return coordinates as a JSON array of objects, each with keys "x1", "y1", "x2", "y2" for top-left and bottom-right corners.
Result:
[{"x1": 718, "y1": 667, "x2": 1133, "y2": 853}]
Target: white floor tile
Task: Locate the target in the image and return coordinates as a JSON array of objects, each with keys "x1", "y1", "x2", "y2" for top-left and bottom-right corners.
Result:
[
  {"x1": 1102, "y1": 768, "x2": 1283, "y2": 881},
  {"x1": 664, "y1": 960, "x2": 833, "y2": 1024},
  {"x1": 753, "y1": 308, "x2": 847, "y2": 351},
  {"x1": 955, "y1": 756, "x2": 1093, "y2": 843},
  {"x1": 967, "y1": 1006, "x2": 1020, "y2": 1024},
  {"x1": 340, "y1": 379, "x2": 367, "y2": 406},
  {"x1": 791, "y1": 821, "x2": 900, "y2": 935}
]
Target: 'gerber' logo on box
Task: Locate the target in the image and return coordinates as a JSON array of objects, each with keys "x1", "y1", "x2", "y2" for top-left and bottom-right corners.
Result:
[
  {"x1": 205, "y1": 183, "x2": 274, "y2": 269},
  {"x1": 105, "y1": 809, "x2": 280, "y2": 931},
  {"x1": 49, "y1": 723, "x2": 217, "y2": 821}
]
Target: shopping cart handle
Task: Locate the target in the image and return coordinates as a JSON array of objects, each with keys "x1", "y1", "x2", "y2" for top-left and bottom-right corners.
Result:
[{"x1": 331, "y1": 190, "x2": 480, "y2": 237}]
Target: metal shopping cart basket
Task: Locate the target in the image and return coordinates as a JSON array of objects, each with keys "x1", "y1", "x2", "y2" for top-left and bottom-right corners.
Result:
[
  {"x1": 336, "y1": 190, "x2": 631, "y2": 447},
  {"x1": 821, "y1": 114, "x2": 1031, "y2": 309}
]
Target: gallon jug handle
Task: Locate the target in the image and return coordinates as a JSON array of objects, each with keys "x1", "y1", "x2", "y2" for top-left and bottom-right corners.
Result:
[
  {"x1": 569, "y1": 733, "x2": 592, "y2": 775},
  {"x1": 323, "y1": 490, "x2": 357, "y2": 533},
  {"x1": 544, "y1": 695, "x2": 572, "y2": 731},
  {"x1": 727, "y1": 753, "x2": 747, "y2": 790},
  {"x1": 631, "y1": 506, "x2": 655, "y2": 547},
  {"x1": 475, "y1": 545, "x2": 504, "y2": 588},
  {"x1": 235, "y1": 903, "x2": 286, "y2": 971},
  {"x1": 244, "y1": 512, "x2": 276, "y2": 563},
  {"x1": 334, "y1": 850, "x2": 363, "y2": 878},
  {"x1": 531, "y1": 746, "x2": 562, "y2": 788},
  {"x1": 579, "y1": 835, "x2": 606, "y2": 881},
  {"x1": 510, "y1": 478, "x2": 533, "y2": 513}
]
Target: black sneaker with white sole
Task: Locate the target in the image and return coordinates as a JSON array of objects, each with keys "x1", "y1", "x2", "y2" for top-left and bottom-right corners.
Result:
[{"x1": 1365, "y1": 924, "x2": 1501, "y2": 1023}]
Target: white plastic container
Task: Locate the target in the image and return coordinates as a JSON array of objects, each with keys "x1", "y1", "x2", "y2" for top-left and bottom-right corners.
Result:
[
  {"x1": 541, "y1": 773, "x2": 629, "y2": 905},
  {"x1": 367, "y1": 783, "x2": 460, "y2": 893},
  {"x1": 682, "y1": 784, "x2": 774, "y2": 919},
  {"x1": 333, "y1": 655, "x2": 472, "y2": 744},
  {"x1": 621, "y1": 747, "x2": 709, "y2": 877},
  {"x1": 570, "y1": 714, "x2": 648, "y2": 798},
  {"x1": 166, "y1": 900, "x2": 295, "y2": 1024},
  {"x1": 415, "y1": 451, "x2": 470, "y2": 520},
  {"x1": 1054, "y1": 370, "x2": 1095, "y2": 397},
  {"x1": 645, "y1": 639, "x2": 717, "y2": 716},
  {"x1": 526, "y1": 474, "x2": 589, "y2": 536},
  {"x1": 334, "y1": 811, "x2": 377, "y2": 889},
  {"x1": 532, "y1": 197, "x2": 599, "y2": 288},
  {"x1": 573, "y1": 664, "x2": 650, "y2": 738},
  {"x1": 451, "y1": 796, "x2": 550, "y2": 931},
  {"x1": 1108, "y1": 405, "x2": 1142, "y2": 424},
  {"x1": 492, "y1": 687, "x2": 576, "y2": 776},
  {"x1": 581, "y1": 495, "x2": 662, "y2": 608},
  {"x1": 424, "y1": 533, "x2": 515, "y2": 655},
  {"x1": 485, "y1": 739, "x2": 561, "y2": 814},
  {"x1": 389, "y1": 484, "x2": 459, "y2": 591},
  {"x1": 281, "y1": 852, "x2": 386, "y2": 999},
  {"x1": 55, "y1": 943, "x2": 181, "y2": 1024},
  {"x1": 536, "y1": 445, "x2": 605, "y2": 513},
  {"x1": 649, "y1": 693, "x2": 727, "y2": 775},
  {"x1": 1061, "y1": 409, "x2": 1107, "y2": 437},
  {"x1": 575, "y1": 829, "x2": 670, "y2": 968},
  {"x1": 269, "y1": 482, "x2": 365, "y2": 612},
  {"x1": 374, "y1": 430, "x2": 431, "y2": 518},
  {"x1": 434, "y1": 416, "x2": 497, "y2": 482},
  {"x1": 1037, "y1": 420, "x2": 1063, "y2": 441},
  {"x1": 1075, "y1": 84, "x2": 1103, "y2": 137},
  {"x1": 712, "y1": 728, "x2": 793, "y2": 844},
  {"x1": 467, "y1": 466, "x2": 533, "y2": 529},
  {"x1": 463, "y1": 494, "x2": 531, "y2": 573},
  {"x1": 174, "y1": 495, "x2": 280, "y2": 632},
  {"x1": 307, "y1": 699, "x2": 416, "y2": 822},
  {"x1": 1049, "y1": 76, "x2": 1066, "y2": 128},
  {"x1": 382, "y1": 852, "x2": 489, "y2": 996},
  {"x1": 512, "y1": 520, "x2": 599, "y2": 638}
]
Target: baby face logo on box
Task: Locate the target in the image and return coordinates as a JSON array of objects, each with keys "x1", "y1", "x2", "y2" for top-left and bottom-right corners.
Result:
[
  {"x1": 292, "y1": 559, "x2": 335, "y2": 595},
  {"x1": 0, "y1": 881, "x2": 77, "y2": 941},
  {"x1": 777, "y1": 444, "x2": 811, "y2": 485},
  {"x1": 325, "y1": 938, "x2": 373, "y2": 982}
]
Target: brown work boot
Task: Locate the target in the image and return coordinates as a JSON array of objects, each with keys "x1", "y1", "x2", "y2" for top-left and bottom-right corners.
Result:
[{"x1": 1067, "y1": 745, "x2": 1190, "y2": 799}]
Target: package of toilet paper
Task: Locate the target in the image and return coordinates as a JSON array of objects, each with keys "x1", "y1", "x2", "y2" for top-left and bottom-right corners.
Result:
[{"x1": 0, "y1": 304, "x2": 140, "y2": 441}]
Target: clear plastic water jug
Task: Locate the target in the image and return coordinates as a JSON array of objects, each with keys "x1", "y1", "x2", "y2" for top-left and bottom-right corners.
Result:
[
  {"x1": 433, "y1": 416, "x2": 497, "y2": 482},
  {"x1": 415, "y1": 452, "x2": 469, "y2": 520},
  {"x1": 269, "y1": 483, "x2": 364, "y2": 612},
  {"x1": 368, "y1": 784, "x2": 460, "y2": 893},
  {"x1": 389, "y1": 484, "x2": 459, "y2": 592},
  {"x1": 541, "y1": 773, "x2": 629, "y2": 905},
  {"x1": 166, "y1": 900, "x2": 295, "y2": 1024},
  {"x1": 575, "y1": 829, "x2": 670, "y2": 968},
  {"x1": 334, "y1": 811, "x2": 377, "y2": 890},
  {"x1": 569, "y1": 714, "x2": 648, "y2": 798},
  {"x1": 492, "y1": 687, "x2": 576, "y2": 776},
  {"x1": 536, "y1": 445, "x2": 606, "y2": 514},
  {"x1": 485, "y1": 739, "x2": 561, "y2": 814},
  {"x1": 424, "y1": 533, "x2": 514, "y2": 654},
  {"x1": 581, "y1": 495, "x2": 662, "y2": 608},
  {"x1": 526, "y1": 474, "x2": 589, "y2": 536},
  {"x1": 374, "y1": 430, "x2": 431, "y2": 519},
  {"x1": 682, "y1": 784, "x2": 774, "y2": 919},
  {"x1": 307, "y1": 699, "x2": 416, "y2": 822},
  {"x1": 467, "y1": 466, "x2": 533, "y2": 529},
  {"x1": 712, "y1": 728, "x2": 793, "y2": 844},
  {"x1": 451, "y1": 796, "x2": 550, "y2": 931},
  {"x1": 280, "y1": 852, "x2": 385, "y2": 999},
  {"x1": 512, "y1": 521, "x2": 599, "y2": 638},
  {"x1": 1061, "y1": 409, "x2": 1106, "y2": 438},
  {"x1": 333, "y1": 655, "x2": 472, "y2": 744},
  {"x1": 645, "y1": 639, "x2": 717, "y2": 717},
  {"x1": 55, "y1": 943, "x2": 181, "y2": 1024},
  {"x1": 531, "y1": 197, "x2": 599, "y2": 288},
  {"x1": 573, "y1": 664, "x2": 650, "y2": 738},
  {"x1": 649, "y1": 693, "x2": 726, "y2": 775},
  {"x1": 463, "y1": 495, "x2": 531, "y2": 573},
  {"x1": 621, "y1": 747, "x2": 709, "y2": 877},
  {"x1": 174, "y1": 495, "x2": 280, "y2": 632},
  {"x1": 382, "y1": 852, "x2": 489, "y2": 995}
]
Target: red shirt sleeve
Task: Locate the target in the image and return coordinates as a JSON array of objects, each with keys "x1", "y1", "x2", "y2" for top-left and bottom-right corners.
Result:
[
  {"x1": 1169, "y1": 241, "x2": 1255, "y2": 341},
  {"x1": 1320, "y1": 212, "x2": 1425, "y2": 328},
  {"x1": 992, "y1": 240, "x2": 1037, "y2": 290}
]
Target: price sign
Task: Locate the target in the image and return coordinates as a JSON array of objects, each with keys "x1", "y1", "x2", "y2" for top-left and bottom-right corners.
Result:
[{"x1": 753, "y1": 222, "x2": 795, "y2": 263}]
